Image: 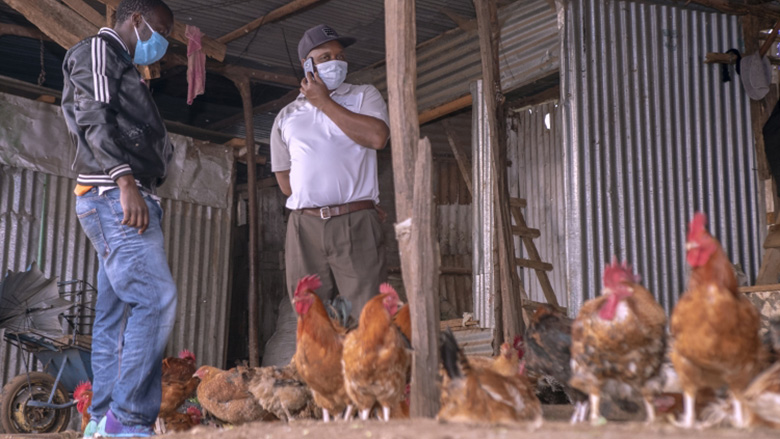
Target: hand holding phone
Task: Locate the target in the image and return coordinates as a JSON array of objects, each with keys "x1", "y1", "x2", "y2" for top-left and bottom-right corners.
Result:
[{"x1": 303, "y1": 57, "x2": 315, "y2": 79}]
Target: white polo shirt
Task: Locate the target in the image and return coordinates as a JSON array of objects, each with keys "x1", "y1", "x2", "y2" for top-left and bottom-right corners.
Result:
[{"x1": 270, "y1": 83, "x2": 389, "y2": 210}]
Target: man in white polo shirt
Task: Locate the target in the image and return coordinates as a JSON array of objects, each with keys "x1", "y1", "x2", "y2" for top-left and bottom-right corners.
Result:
[{"x1": 265, "y1": 24, "x2": 390, "y2": 364}]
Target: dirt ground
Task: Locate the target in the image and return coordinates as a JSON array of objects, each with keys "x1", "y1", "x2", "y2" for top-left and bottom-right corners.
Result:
[{"x1": 6, "y1": 405, "x2": 776, "y2": 439}]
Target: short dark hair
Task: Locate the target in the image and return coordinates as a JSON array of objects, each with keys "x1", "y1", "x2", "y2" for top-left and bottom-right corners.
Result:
[{"x1": 115, "y1": 0, "x2": 173, "y2": 24}]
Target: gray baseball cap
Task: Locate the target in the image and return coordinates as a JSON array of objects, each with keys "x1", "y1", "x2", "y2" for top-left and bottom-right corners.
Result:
[{"x1": 297, "y1": 24, "x2": 356, "y2": 61}]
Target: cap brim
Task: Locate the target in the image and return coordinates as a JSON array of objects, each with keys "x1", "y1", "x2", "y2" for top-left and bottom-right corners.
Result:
[{"x1": 336, "y1": 36, "x2": 356, "y2": 49}]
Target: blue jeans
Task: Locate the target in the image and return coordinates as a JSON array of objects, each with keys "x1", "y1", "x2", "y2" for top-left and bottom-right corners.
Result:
[{"x1": 76, "y1": 187, "x2": 177, "y2": 426}]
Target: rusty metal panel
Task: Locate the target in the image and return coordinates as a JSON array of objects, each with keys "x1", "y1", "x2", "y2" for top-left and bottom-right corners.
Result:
[
  {"x1": 507, "y1": 101, "x2": 568, "y2": 308},
  {"x1": 559, "y1": 0, "x2": 765, "y2": 316}
]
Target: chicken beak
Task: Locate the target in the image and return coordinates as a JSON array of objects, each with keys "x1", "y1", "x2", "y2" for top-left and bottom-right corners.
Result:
[{"x1": 685, "y1": 241, "x2": 699, "y2": 251}]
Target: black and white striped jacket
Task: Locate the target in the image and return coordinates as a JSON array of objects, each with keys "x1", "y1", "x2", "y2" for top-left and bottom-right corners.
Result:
[{"x1": 62, "y1": 28, "x2": 172, "y2": 193}]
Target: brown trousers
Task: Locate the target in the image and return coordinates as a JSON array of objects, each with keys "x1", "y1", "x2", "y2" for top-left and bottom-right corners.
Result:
[{"x1": 262, "y1": 207, "x2": 387, "y2": 366}]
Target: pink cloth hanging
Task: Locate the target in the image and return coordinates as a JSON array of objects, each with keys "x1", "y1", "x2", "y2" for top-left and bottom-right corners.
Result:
[{"x1": 185, "y1": 25, "x2": 205, "y2": 105}]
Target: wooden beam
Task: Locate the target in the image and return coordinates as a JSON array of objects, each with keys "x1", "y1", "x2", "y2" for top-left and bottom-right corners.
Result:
[
  {"x1": 209, "y1": 63, "x2": 300, "y2": 87},
  {"x1": 509, "y1": 197, "x2": 527, "y2": 208},
  {"x1": 62, "y1": 0, "x2": 104, "y2": 28},
  {"x1": 704, "y1": 51, "x2": 780, "y2": 65},
  {"x1": 516, "y1": 259, "x2": 553, "y2": 272},
  {"x1": 511, "y1": 226, "x2": 541, "y2": 238},
  {"x1": 106, "y1": 5, "x2": 115, "y2": 27},
  {"x1": 95, "y1": 0, "x2": 227, "y2": 61},
  {"x1": 418, "y1": 95, "x2": 472, "y2": 125},
  {"x1": 386, "y1": 0, "x2": 440, "y2": 418},
  {"x1": 234, "y1": 77, "x2": 261, "y2": 368},
  {"x1": 217, "y1": 0, "x2": 326, "y2": 45},
  {"x1": 743, "y1": 16, "x2": 775, "y2": 182},
  {"x1": 0, "y1": 23, "x2": 52, "y2": 41},
  {"x1": 473, "y1": 0, "x2": 525, "y2": 340},
  {"x1": 442, "y1": 119, "x2": 472, "y2": 196},
  {"x1": 3, "y1": 0, "x2": 97, "y2": 49}
]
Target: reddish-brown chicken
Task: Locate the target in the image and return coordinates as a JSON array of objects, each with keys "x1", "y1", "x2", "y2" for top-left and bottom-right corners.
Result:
[
  {"x1": 248, "y1": 360, "x2": 316, "y2": 422},
  {"x1": 73, "y1": 381, "x2": 92, "y2": 434},
  {"x1": 670, "y1": 212, "x2": 762, "y2": 428},
  {"x1": 194, "y1": 365, "x2": 268, "y2": 425},
  {"x1": 438, "y1": 329, "x2": 542, "y2": 425},
  {"x1": 342, "y1": 283, "x2": 411, "y2": 422},
  {"x1": 292, "y1": 274, "x2": 351, "y2": 422},
  {"x1": 159, "y1": 349, "x2": 200, "y2": 430},
  {"x1": 524, "y1": 305, "x2": 589, "y2": 423},
  {"x1": 162, "y1": 407, "x2": 202, "y2": 432},
  {"x1": 570, "y1": 258, "x2": 667, "y2": 424}
]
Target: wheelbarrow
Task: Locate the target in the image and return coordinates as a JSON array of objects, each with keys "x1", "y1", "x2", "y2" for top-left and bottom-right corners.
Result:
[{"x1": 0, "y1": 266, "x2": 96, "y2": 434}]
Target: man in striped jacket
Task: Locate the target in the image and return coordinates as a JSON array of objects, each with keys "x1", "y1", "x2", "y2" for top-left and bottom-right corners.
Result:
[{"x1": 61, "y1": 0, "x2": 177, "y2": 437}]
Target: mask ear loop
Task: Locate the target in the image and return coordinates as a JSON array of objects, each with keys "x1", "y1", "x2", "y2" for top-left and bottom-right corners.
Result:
[{"x1": 134, "y1": 16, "x2": 154, "y2": 42}]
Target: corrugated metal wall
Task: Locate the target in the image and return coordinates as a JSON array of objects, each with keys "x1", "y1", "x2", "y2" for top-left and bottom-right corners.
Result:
[
  {"x1": 507, "y1": 101, "x2": 568, "y2": 308},
  {"x1": 559, "y1": 0, "x2": 765, "y2": 316},
  {"x1": 349, "y1": 0, "x2": 558, "y2": 112},
  {"x1": 0, "y1": 164, "x2": 234, "y2": 385}
]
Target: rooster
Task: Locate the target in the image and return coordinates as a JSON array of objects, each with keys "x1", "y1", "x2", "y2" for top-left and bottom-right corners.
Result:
[
  {"x1": 292, "y1": 274, "x2": 351, "y2": 422},
  {"x1": 73, "y1": 381, "x2": 92, "y2": 434},
  {"x1": 248, "y1": 360, "x2": 317, "y2": 421},
  {"x1": 194, "y1": 365, "x2": 269, "y2": 425},
  {"x1": 524, "y1": 305, "x2": 588, "y2": 423},
  {"x1": 438, "y1": 328, "x2": 542, "y2": 425},
  {"x1": 342, "y1": 283, "x2": 411, "y2": 422},
  {"x1": 157, "y1": 350, "x2": 200, "y2": 432},
  {"x1": 670, "y1": 212, "x2": 762, "y2": 428},
  {"x1": 570, "y1": 257, "x2": 667, "y2": 425}
]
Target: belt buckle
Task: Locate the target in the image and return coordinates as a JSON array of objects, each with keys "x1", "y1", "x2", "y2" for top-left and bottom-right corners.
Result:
[{"x1": 319, "y1": 206, "x2": 331, "y2": 220}]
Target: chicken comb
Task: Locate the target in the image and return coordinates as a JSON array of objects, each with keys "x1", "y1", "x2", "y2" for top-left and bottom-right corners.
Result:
[
  {"x1": 73, "y1": 381, "x2": 91, "y2": 398},
  {"x1": 512, "y1": 335, "x2": 524, "y2": 351},
  {"x1": 178, "y1": 349, "x2": 195, "y2": 361},
  {"x1": 602, "y1": 256, "x2": 641, "y2": 287},
  {"x1": 687, "y1": 211, "x2": 708, "y2": 241},
  {"x1": 294, "y1": 274, "x2": 322, "y2": 297},
  {"x1": 379, "y1": 283, "x2": 398, "y2": 297}
]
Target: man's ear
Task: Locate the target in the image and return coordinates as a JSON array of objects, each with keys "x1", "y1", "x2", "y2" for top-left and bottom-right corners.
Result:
[{"x1": 131, "y1": 12, "x2": 143, "y2": 28}]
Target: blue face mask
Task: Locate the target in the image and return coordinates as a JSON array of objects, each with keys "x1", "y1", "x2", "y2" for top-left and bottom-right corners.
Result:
[{"x1": 133, "y1": 17, "x2": 168, "y2": 65}]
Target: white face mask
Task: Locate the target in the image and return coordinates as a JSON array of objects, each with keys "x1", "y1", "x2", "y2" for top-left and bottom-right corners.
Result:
[{"x1": 316, "y1": 60, "x2": 348, "y2": 90}]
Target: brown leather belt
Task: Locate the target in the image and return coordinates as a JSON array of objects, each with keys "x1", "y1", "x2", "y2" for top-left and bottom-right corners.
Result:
[{"x1": 300, "y1": 200, "x2": 376, "y2": 219}]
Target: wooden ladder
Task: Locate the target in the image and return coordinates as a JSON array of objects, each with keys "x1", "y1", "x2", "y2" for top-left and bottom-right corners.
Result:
[{"x1": 509, "y1": 197, "x2": 562, "y2": 310}]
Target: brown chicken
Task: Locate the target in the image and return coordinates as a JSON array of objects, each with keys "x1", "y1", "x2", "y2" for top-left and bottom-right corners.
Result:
[
  {"x1": 162, "y1": 406, "x2": 202, "y2": 432},
  {"x1": 343, "y1": 283, "x2": 411, "y2": 422},
  {"x1": 73, "y1": 381, "x2": 92, "y2": 434},
  {"x1": 292, "y1": 274, "x2": 351, "y2": 422},
  {"x1": 194, "y1": 365, "x2": 268, "y2": 425},
  {"x1": 248, "y1": 360, "x2": 316, "y2": 422},
  {"x1": 744, "y1": 361, "x2": 780, "y2": 428},
  {"x1": 570, "y1": 258, "x2": 667, "y2": 424},
  {"x1": 524, "y1": 305, "x2": 589, "y2": 423},
  {"x1": 158, "y1": 350, "x2": 200, "y2": 431},
  {"x1": 670, "y1": 212, "x2": 762, "y2": 428},
  {"x1": 438, "y1": 328, "x2": 542, "y2": 425}
]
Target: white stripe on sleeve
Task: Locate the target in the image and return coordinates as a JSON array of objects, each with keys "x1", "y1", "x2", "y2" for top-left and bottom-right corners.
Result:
[{"x1": 91, "y1": 38, "x2": 110, "y2": 103}]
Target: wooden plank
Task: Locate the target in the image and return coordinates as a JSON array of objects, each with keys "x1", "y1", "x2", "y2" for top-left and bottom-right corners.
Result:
[
  {"x1": 96, "y1": 0, "x2": 227, "y2": 61},
  {"x1": 62, "y1": 0, "x2": 104, "y2": 28},
  {"x1": 739, "y1": 283, "x2": 780, "y2": 294},
  {"x1": 3, "y1": 0, "x2": 97, "y2": 49},
  {"x1": 418, "y1": 94, "x2": 472, "y2": 124},
  {"x1": 509, "y1": 197, "x2": 527, "y2": 208},
  {"x1": 511, "y1": 204, "x2": 559, "y2": 307},
  {"x1": 757, "y1": 211, "x2": 780, "y2": 285},
  {"x1": 764, "y1": 225, "x2": 780, "y2": 249},
  {"x1": 442, "y1": 119, "x2": 473, "y2": 196},
  {"x1": 386, "y1": 0, "x2": 440, "y2": 418},
  {"x1": 217, "y1": 0, "x2": 326, "y2": 44},
  {"x1": 516, "y1": 258, "x2": 553, "y2": 272},
  {"x1": 0, "y1": 23, "x2": 52, "y2": 41},
  {"x1": 474, "y1": 0, "x2": 524, "y2": 341},
  {"x1": 742, "y1": 16, "x2": 773, "y2": 181},
  {"x1": 106, "y1": 5, "x2": 115, "y2": 27},
  {"x1": 511, "y1": 226, "x2": 540, "y2": 238}
]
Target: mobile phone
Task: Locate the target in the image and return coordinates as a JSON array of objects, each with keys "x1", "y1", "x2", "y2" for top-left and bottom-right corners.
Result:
[{"x1": 303, "y1": 57, "x2": 315, "y2": 77}]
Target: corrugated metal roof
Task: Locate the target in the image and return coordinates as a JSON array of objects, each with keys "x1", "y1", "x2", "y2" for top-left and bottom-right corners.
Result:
[
  {"x1": 559, "y1": 0, "x2": 766, "y2": 316},
  {"x1": 165, "y1": 0, "x2": 476, "y2": 74}
]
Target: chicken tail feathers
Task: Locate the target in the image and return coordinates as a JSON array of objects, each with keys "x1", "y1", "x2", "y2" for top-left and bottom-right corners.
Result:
[{"x1": 440, "y1": 328, "x2": 469, "y2": 380}]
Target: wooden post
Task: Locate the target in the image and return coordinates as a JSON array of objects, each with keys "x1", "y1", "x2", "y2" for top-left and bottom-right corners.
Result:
[
  {"x1": 217, "y1": 0, "x2": 326, "y2": 44},
  {"x1": 473, "y1": 0, "x2": 525, "y2": 340},
  {"x1": 234, "y1": 77, "x2": 261, "y2": 368},
  {"x1": 385, "y1": 0, "x2": 441, "y2": 418},
  {"x1": 743, "y1": 15, "x2": 774, "y2": 182},
  {"x1": 3, "y1": 0, "x2": 96, "y2": 49},
  {"x1": 106, "y1": 5, "x2": 115, "y2": 27}
]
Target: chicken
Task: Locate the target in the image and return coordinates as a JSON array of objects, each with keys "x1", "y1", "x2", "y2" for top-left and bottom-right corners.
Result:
[
  {"x1": 670, "y1": 212, "x2": 762, "y2": 428},
  {"x1": 467, "y1": 339, "x2": 522, "y2": 377},
  {"x1": 158, "y1": 350, "x2": 200, "y2": 427},
  {"x1": 438, "y1": 328, "x2": 542, "y2": 425},
  {"x1": 393, "y1": 303, "x2": 412, "y2": 342},
  {"x1": 248, "y1": 360, "x2": 316, "y2": 422},
  {"x1": 524, "y1": 304, "x2": 589, "y2": 422},
  {"x1": 744, "y1": 362, "x2": 780, "y2": 428},
  {"x1": 194, "y1": 365, "x2": 268, "y2": 425},
  {"x1": 162, "y1": 407, "x2": 202, "y2": 432},
  {"x1": 342, "y1": 283, "x2": 411, "y2": 422},
  {"x1": 73, "y1": 381, "x2": 92, "y2": 434},
  {"x1": 292, "y1": 274, "x2": 351, "y2": 422},
  {"x1": 570, "y1": 257, "x2": 667, "y2": 425}
]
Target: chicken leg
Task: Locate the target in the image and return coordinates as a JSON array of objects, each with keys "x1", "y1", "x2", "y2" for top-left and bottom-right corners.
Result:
[
  {"x1": 359, "y1": 408, "x2": 371, "y2": 421},
  {"x1": 589, "y1": 393, "x2": 605, "y2": 425},
  {"x1": 382, "y1": 405, "x2": 390, "y2": 422},
  {"x1": 732, "y1": 396, "x2": 746, "y2": 428},
  {"x1": 343, "y1": 405, "x2": 354, "y2": 421},
  {"x1": 570, "y1": 401, "x2": 589, "y2": 424},
  {"x1": 672, "y1": 391, "x2": 697, "y2": 428},
  {"x1": 323, "y1": 409, "x2": 331, "y2": 423},
  {"x1": 643, "y1": 396, "x2": 656, "y2": 424}
]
